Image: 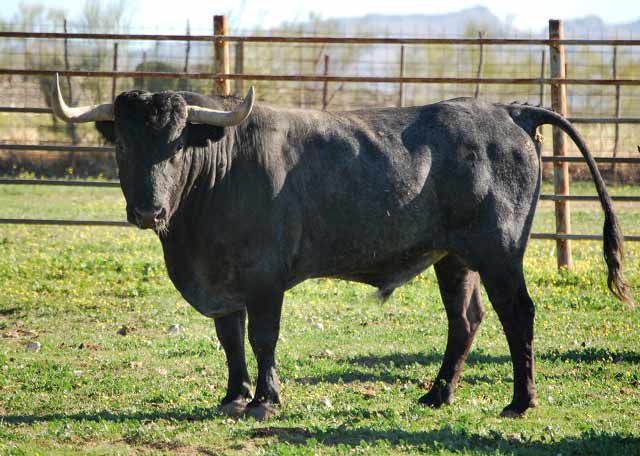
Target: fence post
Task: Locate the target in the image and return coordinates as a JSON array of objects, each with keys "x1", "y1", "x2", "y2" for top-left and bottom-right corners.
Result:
[
  {"x1": 298, "y1": 25, "x2": 304, "y2": 108},
  {"x1": 474, "y1": 31, "x2": 485, "y2": 98},
  {"x1": 322, "y1": 55, "x2": 329, "y2": 110},
  {"x1": 183, "y1": 20, "x2": 191, "y2": 74},
  {"x1": 612, "y1": 46, "x2": 621, "y2": 180},
  {"x1": 234, "y1": 41, "x2": 244, "y2": 96},
  {"x1": 539, "y1": 49, "x2": 546, "y2": 106},
  {"x1": 111, "y1": 43, "x2": 118, "y2": 101},
  {"x1": 213, "y1": 15, "x2": 230, "y2": 96},
  {"x1": 549, "y1": 19, "x2": 573, "y2": 270},
  {"x1": 397, "y1": 45, "x2": 405, "y2": 107},
  {"x1": 62, "y1": 19, "x2": 78, "y2": 172}
]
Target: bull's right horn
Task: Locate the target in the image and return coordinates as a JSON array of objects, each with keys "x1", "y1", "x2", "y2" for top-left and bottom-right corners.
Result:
[{"x1": 51, "y1": 73, "x2": 114, "y2": 123}]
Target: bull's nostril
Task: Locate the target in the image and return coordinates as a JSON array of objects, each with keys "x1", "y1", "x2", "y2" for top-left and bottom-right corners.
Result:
[
  {"x1": 154, "y1": 207, "x2": 166, "y2": 222},
  {"x1": 132, "y1": 207, "x2": 164, "y2": 229}
]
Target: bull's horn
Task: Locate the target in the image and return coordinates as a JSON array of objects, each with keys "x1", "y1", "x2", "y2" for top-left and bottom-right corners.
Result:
[
  {"x1": 187, "y1": 86, "x2": 254, "y2": 127},
  {"x1": 51, "y1": 73, "x2": 113, "y2": 123}
]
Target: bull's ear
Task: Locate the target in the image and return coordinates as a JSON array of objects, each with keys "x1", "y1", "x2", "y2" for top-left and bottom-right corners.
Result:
[
  {"x1": 95, "y1": 121, "x2": 116, "y2": 144},
  {"x1": 185, "y1": 123, "x2": 225, "y2": 148}
]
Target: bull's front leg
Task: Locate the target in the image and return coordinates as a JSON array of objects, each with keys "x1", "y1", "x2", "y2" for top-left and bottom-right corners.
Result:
[
  {"x1": 245, "y1": 288, "x2": 284, "y2": 421},
  {"x1": 215, "y1": 309, "x2": 252, "y2": 417}
]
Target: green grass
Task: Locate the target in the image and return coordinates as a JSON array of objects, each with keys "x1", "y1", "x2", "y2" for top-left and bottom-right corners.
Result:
[{"x1": 0, "y1": 181, "x2": 638, "y2": 455}]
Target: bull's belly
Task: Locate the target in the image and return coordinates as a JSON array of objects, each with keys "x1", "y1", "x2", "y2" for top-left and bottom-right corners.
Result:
[
  {"x1": 295, "y1": 247, "x2": 448, "y2": 297},
  {"x1": 341, "y1": 249, "x2": 448, "y2": 297}
]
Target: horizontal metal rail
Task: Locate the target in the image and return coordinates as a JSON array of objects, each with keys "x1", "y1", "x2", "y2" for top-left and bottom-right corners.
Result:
[
  {"x1": 0, "y1": 178, "x2": 119, "y2": 187},
  {"x1": 541, "y1": 156, "x2": 640, "y2": 164},
  {"x1": 531, "y1": 233, "x2": 640, "y2": 241},
  {"x1": 0, "y1": 107, "x2": 52, "y2": 114},
  {"x1": 2, "y1": 68, "x2": 640, "y2": 86},
  {"x1": 2, "y1": 31, "x2": 640, "y2": 46},
  {"x1": 3, "y1": 107, "x2": 640, "y2": 125},
  {"x1": 567, "y1": 118, "x2": 640, "y2": 124},
  {"x1": 539, "y1": 194, "x2": 640, "y2": 202},
  {"x1": 0, "y1": 144, "x2": 113, "y2": 153},
  {"x1": 0, "y1": 218, "x2": 129, "y2": 227}
]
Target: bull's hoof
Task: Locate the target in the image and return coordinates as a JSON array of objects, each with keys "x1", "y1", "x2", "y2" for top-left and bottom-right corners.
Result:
[
  {"x1": 218, "y1": 399, "x2": 248, "y2": 418},
  {"x1": 418, "y1": 386, "x2": 453, "y2": 408},
  {"x1": 500, "y1": 398, "x2": 538, "y2": 418},
  {"x1": 245, "y1": 402, "x2": 278, "y2": 421}
]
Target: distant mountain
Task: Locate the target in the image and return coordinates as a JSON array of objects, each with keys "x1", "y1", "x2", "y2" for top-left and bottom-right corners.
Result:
[
  {"x1": 285, "y1": 6, "x2": 640, "y2": 38},
  {"x1": 323, "y1": 6, "x2": 512, "y2": 37},
  {"x1": 552, "y1": 16, "x2": 640, "y2": 38}
]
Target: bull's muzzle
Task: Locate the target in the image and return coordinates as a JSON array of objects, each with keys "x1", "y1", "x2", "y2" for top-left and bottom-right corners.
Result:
[{"x1": 132, "y1": 207, "x2": 166, "y2": 230}]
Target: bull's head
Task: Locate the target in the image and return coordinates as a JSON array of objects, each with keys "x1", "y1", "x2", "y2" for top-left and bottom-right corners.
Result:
[{"x1": 51, "y1": 74, "x2": 254, "y2": 233}]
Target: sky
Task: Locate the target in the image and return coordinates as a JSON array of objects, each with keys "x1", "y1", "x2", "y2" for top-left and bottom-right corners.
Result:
[{"x1": 3, "y1": 0, "x2": 640, "y2": 33}]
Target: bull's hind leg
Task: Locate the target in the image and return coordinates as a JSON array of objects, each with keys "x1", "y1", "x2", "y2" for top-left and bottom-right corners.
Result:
[
  {"x1": 419, "y1": 254, "x2": 484, "y2": 407},
  {"x1": 215, "y1": 310, "x2": 252, "y2": 417},
  {"x1": 479, "y1": 261, "x2": 538, "y2": 417}
]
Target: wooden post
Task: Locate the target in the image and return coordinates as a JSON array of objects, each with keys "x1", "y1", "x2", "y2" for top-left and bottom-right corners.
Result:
[
  {"x1": 63, "y1": 19, "x2": 78, "y2": 171},
  {"x1": 474, "y1": 31, "x2": 485, "y2": 98},
  {"x1": 213, "y1": 15, "x2": 230, "y2": 96},
  {"x1": 178, "y1": 20, "x2": 191, "y2": 91},
  {"x1": 398, "y1": 45, "x2": 405, "y2": 107},
  {"x1": 62, "y1": 20, "x2": 73, "y2": 107},
  {"x1": 539, "y1": 49, "x2": 546, "y2": 106},
  {"x1": 322, "y1": 54, "x2": 329, "y2": 110},
  {"x1": 183, "y1": 20, "x2": 191, "y2": 74},
  {"x1": 298, "y1": 25, "x2": 304, "y2": 108},
  {"x1": 549, "y1": 19, "x2": 572, "y2": 270},
  {"x1": 612, "y1": 46, "x2": 621, "y2": 180},
  {"x1": 111, "y1": 43, "x2": 118, "y2": 101},
  {"x1": 234, "y1": 41, "x2": 244, "y2": 96}
]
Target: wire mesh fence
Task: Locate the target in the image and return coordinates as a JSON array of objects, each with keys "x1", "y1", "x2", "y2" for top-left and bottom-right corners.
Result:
[
  {"x1": 0, "y1": 19, "x2": 639, "y2": 253},
  {"x1": 1, "y1": 26, "x2": 640, "y2": 154}
]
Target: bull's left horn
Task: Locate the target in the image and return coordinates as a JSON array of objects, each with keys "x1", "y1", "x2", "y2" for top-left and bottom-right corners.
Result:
[
  {"x1": 187, "y1": 86, "x2": 254, "y2": 127},
  {"x1": 51, "y1": 73, "x2": 114, "y2": 123}
]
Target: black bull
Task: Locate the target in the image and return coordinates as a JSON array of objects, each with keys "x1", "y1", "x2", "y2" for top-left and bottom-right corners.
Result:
[{"x1": 54, "y1": 84, "x2": 631, "y2": 420}]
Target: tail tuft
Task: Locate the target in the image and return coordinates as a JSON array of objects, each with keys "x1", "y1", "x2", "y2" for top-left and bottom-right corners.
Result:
[{"x1": 603, "y1": 208, "x2": 634, "y2": 308}]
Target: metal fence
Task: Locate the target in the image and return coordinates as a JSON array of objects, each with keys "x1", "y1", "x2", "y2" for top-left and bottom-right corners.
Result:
[{"x1": 0, "y1": 17, "x2": 639, "y2": 270}]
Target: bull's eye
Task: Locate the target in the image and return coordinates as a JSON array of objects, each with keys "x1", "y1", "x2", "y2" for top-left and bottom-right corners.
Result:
[{"x1": 175, "y1": 140, "x2": 184, "y2": 152}]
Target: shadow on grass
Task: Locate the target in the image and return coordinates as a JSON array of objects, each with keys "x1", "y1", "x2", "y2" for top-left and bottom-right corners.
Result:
[
  {"x1": 1, "y1": 407, "x2": 220, "y2": 425},
  {"x1": 539, "y1": 347, "x2": 640, "y2": 363},
  {"x1": 348, "y1": 350, "x2": 511, "y2": 368},
  {"x1": 294, "y1": 345, "x2": 640, "y2": 386},
  {"x1": 249, "y1": 425, "x2": 639, "y2": 455},
  {"x1": 0, "y1": 307, "x2": 19, "y2": 316},
  {"x1": 2, "y1": 415, "x2": 637, "y2": 455},
  {"x1": 295, "y1": 350, "x2": 511, "y2": 385}
]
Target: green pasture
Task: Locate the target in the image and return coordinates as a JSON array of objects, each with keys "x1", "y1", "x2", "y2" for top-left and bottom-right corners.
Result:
[{"x1": 0, "y1": 181, "x2": 638, "y2": 455}]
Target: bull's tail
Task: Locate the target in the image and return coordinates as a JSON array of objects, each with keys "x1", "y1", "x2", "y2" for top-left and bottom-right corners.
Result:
[{"x1": 507, "y1": 104, "x2": 633, "y2": 307}]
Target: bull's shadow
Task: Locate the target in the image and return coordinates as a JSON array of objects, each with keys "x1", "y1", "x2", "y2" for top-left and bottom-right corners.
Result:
[
  {"x1": 250, "y1": 425, "x2": 639, "y2": 455},
  {"x1": 347, "y1": 350, "x2": 511, "y2": 368},
  {"x1": 538, "y1": 347, "x2": 640, "y2": 364},
  {"x1": 0, "y1": 407, "x2": 219, "y2": 425},
  {"x1": 293, "y1": 345, "x2": 639, "y2": 386},
  {"x1": 295, "y1": 349, "x2": 511, "y2": 385}
]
